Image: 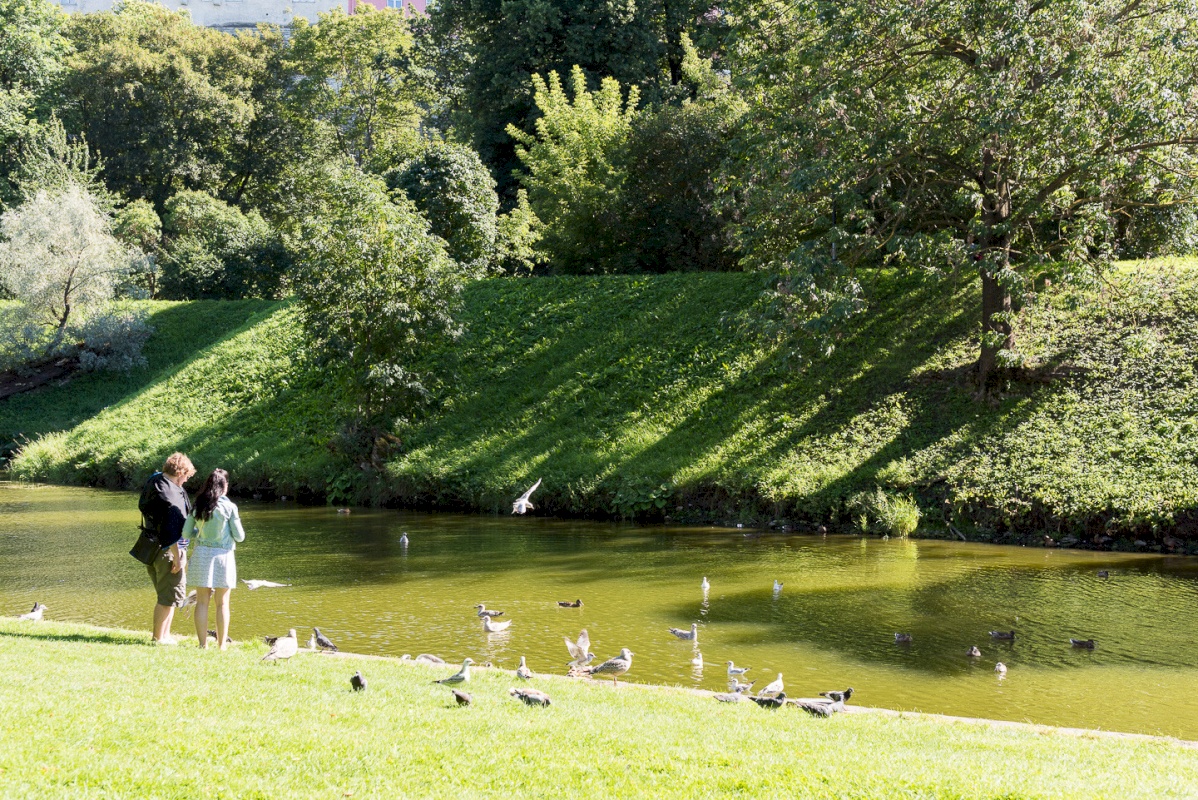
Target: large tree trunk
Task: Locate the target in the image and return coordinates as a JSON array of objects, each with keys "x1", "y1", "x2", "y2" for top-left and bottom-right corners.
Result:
[
  {"x1": 978, "y1": 267, "x2": 1013, "y2": 389},
  {"x1": 977, "y1": 151, "x2": 1014, "y2": 391}
]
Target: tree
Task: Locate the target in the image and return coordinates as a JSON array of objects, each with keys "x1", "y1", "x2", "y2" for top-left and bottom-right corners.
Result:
[
  {"x1": 0, "y1": 0, "x2": 69, "y2": 206},
  {"x1": 0, "y1": 184, "x2": 135, "y2": 353},
  {"x1": 418, "y1": 0, "x2": 724, "y2": 194},
  {"x1": 57, "y1": 1, "x2": 259, "y2": 210},
  {"x1": 159, "y1": 190, "x2": 288, "y2": 300},
  {"x1": 508, "y1": 66, "x2": 639, "y2": 273},
  {"x1": 291, "y1": 163, "x2": 464, "y2": 421},
  {"x1": 726, "y1": 0, "x2": 1198, "y2": 387},
  {"x1": 288, "y1": 7, "x2": 427, "y2": 172},
  {"x1": 387, "y1": 141, "x2": 499, "y2": 274}
]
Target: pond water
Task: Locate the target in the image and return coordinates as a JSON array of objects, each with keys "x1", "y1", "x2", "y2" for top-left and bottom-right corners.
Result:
[{"x1": 3, "y1": 482, "x2": 1198, "y2": 739}]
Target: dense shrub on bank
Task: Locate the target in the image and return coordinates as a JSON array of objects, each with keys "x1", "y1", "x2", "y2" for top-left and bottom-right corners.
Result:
[{"x1": 7, "y1": 261, "x2": 1198, "y2": 541}]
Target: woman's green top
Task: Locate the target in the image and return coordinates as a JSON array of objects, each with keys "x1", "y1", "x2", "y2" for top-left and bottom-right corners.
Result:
[{"x1": 184, "y1": 496, "x2": 246, "y2": 550}]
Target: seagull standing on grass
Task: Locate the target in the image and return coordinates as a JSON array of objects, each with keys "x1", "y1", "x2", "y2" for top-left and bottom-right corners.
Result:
[
  {"x1": 583, "y1": 649, "x2": 633, "y2": 686},
  {"x1": 18, "y1": 603, "x2": 46, "y2": 621},
  {"x1": 759, "y1": 673, "x2": 784, "y2": 698},
  {"x1": 435, "y1": 658, "x2": 474, "y2": 684},
  {"x1": 512, "y1": 479, "x2": 542, "y2": 514},
  {"x1": 262, "y1": 629, "x2": 298, "y2": 663}
]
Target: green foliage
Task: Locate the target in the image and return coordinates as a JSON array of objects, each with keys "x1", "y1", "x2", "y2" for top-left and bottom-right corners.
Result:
[
  {"x1": 850, "y1": 487, "x2": 922, "y2": 538},
  {"x1": 494, "y1": 188, "x2": 541, "y2": 275},
  {"x1": 418, "y1": 0, "x2": 724, "y2": 194},
  {"x1": 724, "y1": 0, "x2": 1198, "y2": 379},
  {"x1": 159, "y1": 190, "x2": 288, "y2": 300},
  {"x1": 287, "y1": 7, "x2": 425, "y2": 171},
  {"x1": 6, "y1": 301, "x2": 343, "y2": 490},
  {"x1": 57, "y1": 1, "x2": 261, "y2": 209},
  {"x1": 508, "y1": 66, "x2": 639, "y2": 273},
  {"x1": 387, "y1": 141, "x2": 499, "y2": 275},
  {"x1": 0, "y1": 0, "x2": 69, "y2": 205},
  {"x1": 12, "y1": 260, "x2": 1198, "y2": 537},
  {"x1": 291, "y1": 164, "x2": 463, "y2": 420},
  {"x1": 8, "y1": 115, "x2": 109, "y2": 205}
]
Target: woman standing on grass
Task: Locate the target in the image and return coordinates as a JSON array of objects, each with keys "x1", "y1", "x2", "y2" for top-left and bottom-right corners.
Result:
[{"x1": 185, "y1": 469, "x2": 245, "y2": 650}]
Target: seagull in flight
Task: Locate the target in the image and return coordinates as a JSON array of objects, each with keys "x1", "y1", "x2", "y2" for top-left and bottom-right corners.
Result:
[
  {"x1": 565, "y1": 629, "x2": 592, "y2": 667},
  {"x1": 512, "y1": 478, "x2": 542, "y2": 514},
  {"x1": 242, "y1": 580, "x2": 291, "y2": 590}
]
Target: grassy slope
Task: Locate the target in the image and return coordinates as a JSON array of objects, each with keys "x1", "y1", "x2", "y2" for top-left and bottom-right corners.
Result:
[
  {"x1": 7, "y1": 260, "x2": 1198, "y2": 537},
  {"x1": 2, "y1": 619, "x2": 1196, "y2": 799}
]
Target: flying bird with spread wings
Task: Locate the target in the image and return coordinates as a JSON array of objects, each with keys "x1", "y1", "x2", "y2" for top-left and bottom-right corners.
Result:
[{"x1": 512, "y1": 478, "x2": 542, "y2": 514}]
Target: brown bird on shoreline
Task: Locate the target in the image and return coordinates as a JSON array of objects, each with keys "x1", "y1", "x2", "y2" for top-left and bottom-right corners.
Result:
[
  {"x1": 557, "y1": 599, "x2": 583, "y2": 608},
  {"x1": 582, "y1": 649, "x2": 633, "y2": 685},
  {"x1": 510, "y1": 687, "x2": 552, "y2": 707}
]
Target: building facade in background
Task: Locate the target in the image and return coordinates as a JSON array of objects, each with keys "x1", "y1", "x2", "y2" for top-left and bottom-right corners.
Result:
[{"x1": 52, "y1": 0, "x2": 425, "y2": 33}]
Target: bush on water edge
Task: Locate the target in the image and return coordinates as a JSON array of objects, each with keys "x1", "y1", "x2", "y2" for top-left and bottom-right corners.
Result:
[
  {"x1": 5, "y1": 260, "x2": 1198, "y2": 542},
  {"x1": 1, "y1": 619, "x2": 1196, "y2": 799}
]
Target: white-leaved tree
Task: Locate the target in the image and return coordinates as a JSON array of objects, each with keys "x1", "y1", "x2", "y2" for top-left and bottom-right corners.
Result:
[{"x1": 0, "y1": 184, "x2": 138, "y2": 357}]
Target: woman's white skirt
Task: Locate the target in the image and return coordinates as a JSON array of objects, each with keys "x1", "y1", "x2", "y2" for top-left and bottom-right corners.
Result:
[{"x1": 190, "y1": 544, "x2": 237, "y2": 589}]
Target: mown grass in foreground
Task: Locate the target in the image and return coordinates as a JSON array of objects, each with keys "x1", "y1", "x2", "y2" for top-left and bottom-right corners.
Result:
[{"x1": 1, "y1": 619, "x2": 1196, "y2": 799}]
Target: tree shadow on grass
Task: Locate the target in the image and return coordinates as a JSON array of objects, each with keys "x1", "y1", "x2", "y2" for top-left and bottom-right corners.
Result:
[{"x1": 0, "y1": 626, "x2": 151, "y2": 647}]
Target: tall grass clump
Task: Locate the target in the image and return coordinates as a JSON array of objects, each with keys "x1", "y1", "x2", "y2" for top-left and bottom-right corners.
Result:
[{"x1": 850, "y1": 487, "x2": 922, "y2": 537}]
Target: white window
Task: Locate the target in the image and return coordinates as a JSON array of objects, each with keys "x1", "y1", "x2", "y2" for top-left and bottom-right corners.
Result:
[{"x1": 387, "y1": 0, "x2": 404, "y2": 8}]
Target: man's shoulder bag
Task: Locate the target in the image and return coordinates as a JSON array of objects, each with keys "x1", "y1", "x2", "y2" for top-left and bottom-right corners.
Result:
[{"x1": 130, "y1": 525, "x2": 160, "y2": 565}]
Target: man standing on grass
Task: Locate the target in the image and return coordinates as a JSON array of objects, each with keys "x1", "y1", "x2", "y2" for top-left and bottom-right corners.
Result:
[{"x1": 138, "y1": 452, "x2": 195, "y2": 644}]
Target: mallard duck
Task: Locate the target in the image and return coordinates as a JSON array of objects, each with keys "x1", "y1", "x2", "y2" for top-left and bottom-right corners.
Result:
[
  {"x1": 995, "y1": 662, "x2": 1007, "y2": 676},
  {"x1": 989, "y1": 630, "x2": 1016, "y2": 640},
  {"x1": 482, "y1": 616, "x2": 512, "y2": 633},
  {"x1": 967, "y1": 646, "x2": 982, "y2": 657},
  {"x1": 434, "y1": 658, "x2": 474, "y2": 684},
  {"x1": 556, "y1": 599, "x2": 583, "y2": 607},
  {"x1": 1096, "y1": 570, "x2": 1109, "y2": 578},
  {"x1": 584, "y1": 648, "x2": 633, "y2": 685},
  {"x1": 516, "y1": 656, "x2": 533, "y2": 680},
  {"x1": 726, "y1": 661, "x2": 751, "y2": 677},
  {"x1": 261, "y1": 629, "x2": 298, "y2": 663},
  {"x1": 752, "y1": 692, "x2": 787, "y2": 709},
  {"x1": 759, "y1": 673, "x2": 784, "y2": 697},
  {"x1": 452, "y1": 689, "x2": 472, "y2": 706},
  {"x1": 17, "y1": 602, "x2": 45, "y2": 621},
  {"x1": 668, "y1": 623, "x2": 699, "y2": 641},
  {"x1": 350, "y1": 671, "x2": 366, "y2": 692},
  {"x1": 894, "y1": 633, "x2": 913, "y2": 643},
  {"x1": 512, "y1": 478, "x2": 542, "y2": 514},
  {"x1": 475, "y1": 604, "x2": 504, "y2": 618},
  {"x1": 313, "y1": 628, "x2": 338, "y2": 652},
  {"x1": 819, "y1": 687, "x2": 853, "y2": 704},
  {"x1": 510, "y1": 687, "x2": 552, "y2": 706},
  {"x1": 1070, "y1": 638, "x2": 1096, "y2": 649}
]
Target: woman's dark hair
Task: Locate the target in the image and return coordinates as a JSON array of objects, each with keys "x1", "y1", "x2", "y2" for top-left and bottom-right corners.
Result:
[{"x1": 193, "y1": 469, "x2": 229, "y2": 521}]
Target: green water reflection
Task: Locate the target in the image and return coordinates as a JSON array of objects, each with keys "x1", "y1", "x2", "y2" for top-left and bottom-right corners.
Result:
[{"x1": 3, "y1": 482, "x2": 1198, "y2": 738}]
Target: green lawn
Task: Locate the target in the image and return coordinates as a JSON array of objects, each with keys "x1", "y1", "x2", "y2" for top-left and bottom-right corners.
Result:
[
  {"x1": 1, "y1": 619, "x2": 1195, "y2": 799},
  {"x1": 7, "y1": 260, "x2": 1198, "y2": 539}
]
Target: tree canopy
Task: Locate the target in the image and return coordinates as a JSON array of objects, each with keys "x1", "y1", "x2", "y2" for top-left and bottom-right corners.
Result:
[{"x1": 726, "y1": 0, "x2": 1198, "y2": 384}]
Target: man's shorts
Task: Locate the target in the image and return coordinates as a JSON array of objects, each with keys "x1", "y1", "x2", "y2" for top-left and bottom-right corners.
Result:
[{"x1": 146, "y1": 548, "x2": 187, "y2": 607}]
